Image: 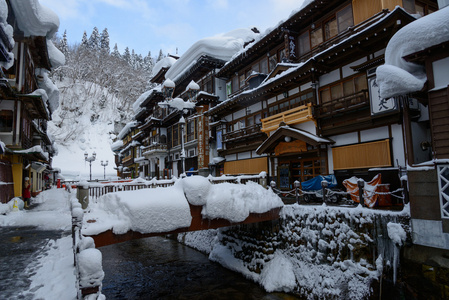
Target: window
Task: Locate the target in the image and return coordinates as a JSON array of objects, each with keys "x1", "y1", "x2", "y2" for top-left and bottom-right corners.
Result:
[
  {"x1": 402, "y1": 0, "x2": 415, "y2": 14},
  {"x1": 252, "y1": 63, "x2": 259, "y2": 73},
  {"x1": 310, "y1": 27, "x2": 323, "y2": 48},
  {"x1": 337, "y1": 4, "x2": 353, "y2": 32},
  {"x1": 239, "y1": 73, "x2": 246, "y2": 89},
  {"x1": 325, "y1": 17, "x2": 338, "y2": 41},
  {"x1": 319, "y1": 74, "x2": 367, "y2": 104},
  {"x1": 269, "y1": 53, "x2": 277, "y2": 72},
  {"x1": 232, "y1": 76, "x2": 239, "y2": 93},
  {"x1": 0, "y1": 110, "x2": 13, "y2": 132},
  {"x1": 260, "y1": 58, "x2": 268, "y2": 74},
  {"x1": 298, "y1": 31, "x2": 311, "y2": 56},
  {"x1": 278, "y1": 48, "x2": 286, "y2": 63}
]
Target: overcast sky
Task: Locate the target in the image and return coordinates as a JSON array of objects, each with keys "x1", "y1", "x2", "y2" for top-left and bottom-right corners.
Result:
[{"x1": 39, "y1": 0, "x2": 304, "y2": 57}]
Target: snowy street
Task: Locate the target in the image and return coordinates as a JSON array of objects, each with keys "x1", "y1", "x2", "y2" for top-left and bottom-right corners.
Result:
[{"x1": 0, "y1": 189, "x2": 77, "y2": 300}]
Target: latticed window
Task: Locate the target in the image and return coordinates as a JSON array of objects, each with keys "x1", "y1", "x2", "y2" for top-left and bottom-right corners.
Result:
[{"x1": 438, "y1": 164, "x2": 449, "y2": 219}]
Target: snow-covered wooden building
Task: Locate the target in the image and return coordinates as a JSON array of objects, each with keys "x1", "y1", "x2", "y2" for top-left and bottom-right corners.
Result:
[
  {"x1": 207, "y1": 0, "x2": 438, "y2": 195},
  {"x1": 0, "y1": 0, "x2": 64, "y2": 201}
]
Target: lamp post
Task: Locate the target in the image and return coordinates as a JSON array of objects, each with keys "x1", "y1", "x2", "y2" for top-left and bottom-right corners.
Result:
[
  {"x1": 84, "y1": 151, "x2": 96, "y2": 181},
  {"x1": 101, "y1": 160, "x2": 108, "y2": 179},
  {"x1": 159, "y1": 79, "x2": 198, "y2": 177}
]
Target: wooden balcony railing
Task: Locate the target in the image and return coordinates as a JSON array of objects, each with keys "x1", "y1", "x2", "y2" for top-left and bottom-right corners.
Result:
[
  {"x1": 142, "y1": 143, "x2": 168, "y2": 156},
  {"x1": 317, "y1": 90, "x2": 369, "y2": 117},
  {"x1": 261, "y1": 103, "x2": 313, "y2": 133},
  {"x1": 223, "y1": 124, "x2": 262, "y2": 142}
]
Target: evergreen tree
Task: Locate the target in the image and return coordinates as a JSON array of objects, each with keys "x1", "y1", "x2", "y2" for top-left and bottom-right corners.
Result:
[
  {"x1": 122, "y1": 47, "x2": 131, "y2": 65},
  {"x1": 143, "y1": 51, "x2": 154, "y2": 73},
  {"x1": 81, "y1": 31, "x2": 88, "y2": 48},
  {"x1": 88, "y1": 27, "x2": 100, "y2": 50},
  {"x1": 111, "y1": 43, "x2": 120, "y2": 58},
  {"x1": 60, "y1": 30, "x2": 69, "y2": 57},
  {"x1": 156, "y1": 49, "x2": 164, "y2": 62},
  {"x1": 100, "y1": 28, "x2": 110, "y2": 54}
]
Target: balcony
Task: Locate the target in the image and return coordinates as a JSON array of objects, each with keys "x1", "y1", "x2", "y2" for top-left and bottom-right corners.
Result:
[
  {"x1": 122, "y1": 155, "x2": 134, "y2": 166},
  {"x1": 222, "y1": 124, "x2": 263, "y2": 143},
  {"x1": 317, "y1": 90, "x2": 369, "y2": 118},
  {"x1": 261, "y1": 103, "x2": 313, "y2": 133},
  {"x1": 142, "y1": 143, "x2": 168, "y2": 156}
]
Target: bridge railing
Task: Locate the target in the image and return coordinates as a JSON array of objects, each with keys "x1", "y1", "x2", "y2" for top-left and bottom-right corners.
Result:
[{"x1": 66, "y1": 174, "x2": 267, "y2": 199}]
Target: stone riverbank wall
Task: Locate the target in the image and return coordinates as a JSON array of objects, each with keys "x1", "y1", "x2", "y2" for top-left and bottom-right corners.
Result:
[{"x1": 179, "y1": 204, "x2": 414, "y2": 299}]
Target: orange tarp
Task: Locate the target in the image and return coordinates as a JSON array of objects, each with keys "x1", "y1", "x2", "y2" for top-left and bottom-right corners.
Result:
[{"x1": 343, "y1": 173, "x2": 389, "y2": 208}]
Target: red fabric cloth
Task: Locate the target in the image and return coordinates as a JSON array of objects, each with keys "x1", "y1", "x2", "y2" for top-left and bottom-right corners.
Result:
[{"x1": 23, "y1": 183, "x2": 31, "y2": 198}]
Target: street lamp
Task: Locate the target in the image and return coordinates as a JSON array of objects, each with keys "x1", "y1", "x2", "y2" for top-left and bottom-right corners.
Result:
[
  {"x1": 159, "y1": 79, "x2": 196, "y2": 177},
  {"x1": 84, "y1": 151, "x2": 96, "y2": 181},
  {"x1": 101, "y1": 160, "x2": 108, "y2": 179}
]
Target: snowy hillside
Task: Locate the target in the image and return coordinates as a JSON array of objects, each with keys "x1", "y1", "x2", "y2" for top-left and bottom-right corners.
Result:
[{"x1": 48, "y1": 79, "x2": 123, "y2": 180}]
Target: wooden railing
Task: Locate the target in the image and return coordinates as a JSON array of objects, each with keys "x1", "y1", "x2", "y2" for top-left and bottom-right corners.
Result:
[
  {"x1": 222, "y1": 124, "x2": 262, "y2": 142},
  {"x1": 69, "y1": 174, "x2": 266, "y2": 199},
  {"x1": 317, "y1": 90, "x2": 369, "y2": 117},
  {"x1": 142, "y1": 143, "x2": 168, "y2": 155},
  {"x1": 261, "y1": 103, "x2": 313, "y2": 133}
]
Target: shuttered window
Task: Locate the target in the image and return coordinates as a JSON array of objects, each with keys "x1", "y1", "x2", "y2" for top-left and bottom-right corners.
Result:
[{"x1": 332, "y1": 139, "x2": 391, "y2": 170}]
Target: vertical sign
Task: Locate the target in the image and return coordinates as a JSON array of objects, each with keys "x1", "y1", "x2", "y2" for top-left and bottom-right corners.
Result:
[{"x1": 196, "y1": 106, "x2": 210, "y2": 169}]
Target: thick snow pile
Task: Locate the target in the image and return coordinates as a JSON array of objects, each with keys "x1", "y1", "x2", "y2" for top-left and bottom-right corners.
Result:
[
  {"x1": 260, "y1": 250, "x2": 296, "y2": 293},
  {"x1": 376, "y1": 6, "x2": 449, "y2": 98},
  {"x1": 83, "y1": 176, "x2": 283, "y2": 235},
  {"x1": 165, "y1": 27, "x2": 259, "y2": 82},
  {"x1": 202, "y1": 181, "x2": 283, "y2": 222},
  {"x1": 9, "y1": 0, "x2": 59, "y2": 38},
  {"x1": 78, "y1": 248, "x2": 105, "y2": 289},
  {"x1": 0, "y1": 188, "x2": 71, "y2": 230},
  {"x1": 0, "y1": 0, "x2": 14, "y2": 69},
  {"x1": 83, "y1": 182, "x2": 192, "y2": 235},
  {"x1": 151, "y1": 56, "x2": 177, "y2": 77}
]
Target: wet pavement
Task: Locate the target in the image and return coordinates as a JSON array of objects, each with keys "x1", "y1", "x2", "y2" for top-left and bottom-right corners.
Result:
[{"x1": 0, "y1": 226, "x2": 67, "y2": 300}]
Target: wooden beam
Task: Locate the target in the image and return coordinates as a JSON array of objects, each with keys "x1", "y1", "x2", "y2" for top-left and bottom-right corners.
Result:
[{"x1": 89, "y1": 205, "x2": 281, "y2": 247}]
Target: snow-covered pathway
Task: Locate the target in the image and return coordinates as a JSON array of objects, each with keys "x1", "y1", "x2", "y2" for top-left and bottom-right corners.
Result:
[{"x1": 0, "y1": 188, "x2": 77, "y2": 300}]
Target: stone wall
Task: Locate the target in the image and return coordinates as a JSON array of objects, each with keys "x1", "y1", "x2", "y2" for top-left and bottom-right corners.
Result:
[{"x1": 179, "y1": 204, "x2": 411, "y2": 299}]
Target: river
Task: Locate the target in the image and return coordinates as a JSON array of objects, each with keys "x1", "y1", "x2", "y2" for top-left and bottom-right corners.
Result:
[{"x1": 99, "y1": 236, "x2": 301, "y2": 299}]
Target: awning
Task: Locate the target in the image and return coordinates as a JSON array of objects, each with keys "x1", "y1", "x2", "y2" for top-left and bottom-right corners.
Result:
[{"x1": 256, "y1": 126, "x2": 334, "y2": 155}]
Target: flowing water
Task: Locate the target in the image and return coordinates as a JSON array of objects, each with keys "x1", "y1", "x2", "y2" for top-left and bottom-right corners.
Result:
[{"x1": 100, "y1": 236, "x2": 300, "y2": 300}]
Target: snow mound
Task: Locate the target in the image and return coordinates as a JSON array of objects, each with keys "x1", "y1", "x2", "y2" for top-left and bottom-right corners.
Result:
[
  {"x1": 377, "y1": 6, "x2": 449, "y2": 98},
  {"x1": 202, "y1": 181, "x2": 283, "y2": 223},
  {"x1": 260, "y1": 250, "x2": 296, "y2": 293}
]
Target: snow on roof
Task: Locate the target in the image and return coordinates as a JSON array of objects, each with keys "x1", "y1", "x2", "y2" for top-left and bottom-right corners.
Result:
[
  {"x1": 186, "y1": 80, "x2": 200, "y2": 91},
  {"x1": 159, "y1": 97, "x2": 195, "y2": 111},
  {"x1": 165, "y1": 27, "x2": 259, "y2": 83},
  {"x1": 132, "y1": 90, "x2": 153, "y2": 114},
  {"x1": 376, "y1": 6, "x2": 449, "y2": 99},
  {"x1": 46, "y1": 38, "x2": 65, "y2": 67},
  {"x1": 0, "y1": 0, "x2": 14, "y2": 69},
  {"x1": 151, "y1": 56, "x2": 177, "y2": 78},
  {"x1": 36, "y1": 70, "x2": 60, "y2": 113},
  {"x1": 117, "y1": 121, "x2": 139, "y2": 140},
  {"x1": 9, "y1": 0, "x2": 65, "y2": 71},
  {"x1": 9, "y1": 0, "x2": 59, "y2": 38},
  {"x1": 110, "y1": 140, "x2": 123, "y2": 152}
]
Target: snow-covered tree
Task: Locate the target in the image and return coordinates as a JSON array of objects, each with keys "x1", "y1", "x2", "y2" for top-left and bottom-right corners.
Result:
[
  {"x1": 81, "y1": 31, "x2": 88, "y2": 48},
  {"x1": 143, "y1": 51, "x2": 154, "y2": 73},
  {"x1": 60, "y1": 30, "x2": 69, "y2": 57},
  {"x1": 111, "y1": 43, "x2": 120, "y2": 58},
  {"x1": 88, "y1": 27, "x2": 100, "y2": 50},
  {"x1": 156, "y1": 49, "x2": 164, "y2": 62},
  {"x1": 122, "y1": 47, "x2": 131, "y2": 65},
  {"x1": 100, "y1": 28, "x2": 110, "y2": 54}
]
